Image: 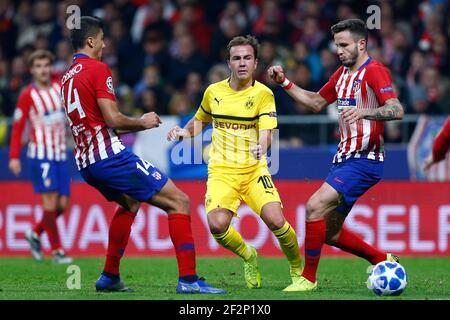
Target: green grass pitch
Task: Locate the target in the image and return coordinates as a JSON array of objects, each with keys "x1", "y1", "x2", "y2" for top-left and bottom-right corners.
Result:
[{"x1": 0, "y1": 256, "x2": 449, "y2": 300}]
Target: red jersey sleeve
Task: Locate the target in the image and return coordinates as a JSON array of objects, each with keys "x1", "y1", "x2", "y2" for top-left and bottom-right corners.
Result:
[
  {"x1": 365, "y1": 64, "x2": 397, "y2": 105},
  {"x1": 318, "y1": 66, "x2": 342, "y2": 104},
  {"x1": 94, "y1": 63, "x2": 116, "y2": 101},
  {"x1": 9, "y1": 89, "x2": 32, "y2": 159},
  {"x1": 432, "y1": 117, "x2": 450, "y2": 162}
]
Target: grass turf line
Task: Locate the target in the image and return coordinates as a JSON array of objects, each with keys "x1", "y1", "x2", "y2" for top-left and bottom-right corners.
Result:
[{"x1": 0, "y1": 257, "x2": 448, "y2": 300}]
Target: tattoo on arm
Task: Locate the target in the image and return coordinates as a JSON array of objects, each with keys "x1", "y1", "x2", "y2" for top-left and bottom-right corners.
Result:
[{"x1": 364, "y1": 98, "x2": 404, "y2": 121}]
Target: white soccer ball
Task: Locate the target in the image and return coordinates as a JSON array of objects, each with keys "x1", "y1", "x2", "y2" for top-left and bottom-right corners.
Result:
[{"x1": 367, "y1": 260, "x2": 408, "y2": 296}]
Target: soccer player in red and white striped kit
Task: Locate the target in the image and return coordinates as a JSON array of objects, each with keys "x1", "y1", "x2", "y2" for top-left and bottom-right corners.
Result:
[
  {"x1": 62, "y1": 16, "x2": 224, "y2": 293},
  {"x1": 268, "y1": 19, "x2": 405, "y2": 291},
  {"x1": 9, "y1": 49, "x2": 73, "y2": 264}
]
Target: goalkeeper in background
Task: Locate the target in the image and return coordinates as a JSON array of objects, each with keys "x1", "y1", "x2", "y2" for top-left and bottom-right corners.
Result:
[{"x1": 168, "y1": 35, "x2": 303, "y2": 291}]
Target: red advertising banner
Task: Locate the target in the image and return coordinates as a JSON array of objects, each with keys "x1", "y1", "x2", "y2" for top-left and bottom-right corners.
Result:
[{"x1": 0, "y1": 181, "x2": 449, "y2": 256}]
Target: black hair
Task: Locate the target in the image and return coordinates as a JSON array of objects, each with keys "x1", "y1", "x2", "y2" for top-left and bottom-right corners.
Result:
[
  {"x1": 70, "y1": 16, "x2": 104, "y2": 51},
  {"x1": 331, "y1": 18, "x2": 368, "y2": 42}
]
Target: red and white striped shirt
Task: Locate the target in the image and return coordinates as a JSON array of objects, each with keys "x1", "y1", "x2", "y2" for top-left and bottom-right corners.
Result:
[
  {"x1": 61, "y1": 55, "x2": 125, "y2": 170},
  {"x1": 319, "y1": 57, "x2": 397, "y2": 163},
  {"x1": 9, "y1": 81, "x2": 67, "y2": 161}
]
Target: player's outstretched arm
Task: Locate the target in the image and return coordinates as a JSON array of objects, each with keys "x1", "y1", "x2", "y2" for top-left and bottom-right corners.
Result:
[
  {"x1": 341, "y1": 98, "x2": 404, "y2": 124},
  {"x1": 98, "y1": 98, "x2": 162, "y2": 132},
  {"x1": 423, "y1": 117, "x2": 450, "y2": 172},
  {"x1": 167, "y1": 116, "x2": 209, "y2": 141},
  {"x1": 267, "y1": 65, "x2": 328, "y2": 113}
]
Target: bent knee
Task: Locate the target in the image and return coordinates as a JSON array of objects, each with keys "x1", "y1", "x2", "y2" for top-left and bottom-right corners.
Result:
[
  {"x1": 208, "y1": 213, "x2": 231, "y2": 235},
  {"x1": 267, "y1": 216, "x2": 286, "y2": 231},
  {"x1": 171, "y1": 191, "x2": 190, "y2": 213},
  {"x1": 305, "y1": 198, "x2": 326, "y2": 221}
]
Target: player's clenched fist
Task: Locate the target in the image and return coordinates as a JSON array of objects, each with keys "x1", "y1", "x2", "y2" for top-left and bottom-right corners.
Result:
[
  {"x1": 167, "y1": 126, "x2": 190, "y2": 141},
  {"x1": 250, "y1": 144, "x2": 263, "y2": 160},
  {"x1": 267, "y1": 65, "x2": 286, "y2": 84},
  {"x1": 141, "y1": 112, "x2": 162, "y2": 129}
]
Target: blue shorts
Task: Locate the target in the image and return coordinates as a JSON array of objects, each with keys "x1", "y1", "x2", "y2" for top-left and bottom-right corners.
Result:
[
  {"x1": 325, "y1": 158, "x2": 383, "y2": 215},
  {"x1": 29, "y1": 158, "x2": 71, "y2": 196},
  {"x1": 79, "y1": 150, "x2": 168, "y2": 202}
]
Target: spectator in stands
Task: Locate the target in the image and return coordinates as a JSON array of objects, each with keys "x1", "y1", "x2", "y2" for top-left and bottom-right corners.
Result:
[
  {"x1": 184, "y1": 72, "x2": 203, "y2": 108},
  {"x1": 411, "y1": 67, "x2": 450, "y2": 114},
  {"x1": 168, "y1": 92, "x2": 194, "y2": 117},
  {"x1": 167, "y1": 33, "x2": 206, "y2": 90},
  {"x1": 206, "y1": 63, "x2": 229, "y2": 85}
]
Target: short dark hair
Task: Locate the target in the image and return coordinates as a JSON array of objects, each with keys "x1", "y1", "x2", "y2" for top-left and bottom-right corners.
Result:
[
  {"x1": 70, "y1": 16, "x2": 104, "y2": 51},
  {"x1": 331, "y1": 19, "x2": 368, "y2": 42},
  {"x1": 226, "y1": 35, "x2": 260, "y2": 60},
  {"x1": 28, "y1": 49, "x2": 54, "y2": 67}
]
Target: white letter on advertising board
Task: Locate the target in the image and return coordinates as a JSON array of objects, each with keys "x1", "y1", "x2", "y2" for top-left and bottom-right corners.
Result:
[
  {"x1": 409, "y1": 205, "x2": 435, "y2": 252},
  {"x1": 7, "y1": 205, "x2": 32, "y2": 250},
  {"x1": 347, "y1": 205, "x2": 374, "y2": 245},
  {"x1": 130, "y1": 208, "x2": 145, "y2": 250},
  {"x1": 438, "y1": 205, "x2": 450, "y2": 252},
  {"x1": 79, "y1": 205, "x2": 108, "y2": 249},
  {"x1": 378, "y1": 205, "x2": 406, "y2": 252},
  {"x1": 148, "y1": 206, "x2": 172, "y2": 250}
]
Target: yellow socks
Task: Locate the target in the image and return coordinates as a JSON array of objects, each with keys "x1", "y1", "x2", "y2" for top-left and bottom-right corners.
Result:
[
  {"x1": 213, "y1": 226, "x2": 251, "y2": 261},
  {"x1": 273, "y1": 222, "x2": 302, "y2": 271}
]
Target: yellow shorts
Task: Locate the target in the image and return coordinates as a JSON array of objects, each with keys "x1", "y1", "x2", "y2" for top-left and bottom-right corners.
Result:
[{"x1": 205, "y1": 166, "x2": 282, "y2": 215}]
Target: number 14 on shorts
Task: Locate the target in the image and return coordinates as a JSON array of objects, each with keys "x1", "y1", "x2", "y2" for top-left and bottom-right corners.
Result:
[{"x1": 136, "y1": 158, "x2": 162, "y2": 180}]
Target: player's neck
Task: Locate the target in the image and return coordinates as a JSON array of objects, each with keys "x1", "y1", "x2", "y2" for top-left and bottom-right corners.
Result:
[
  {"x1": 229, "y1": 77, "x2": 253, "y2": 91},
  {"x1": 75, "y1": 49, "x2": 94, "y2": 59},
  {"x1": 348, "y1": 52, "x2": 370, "y2": 73},
  {"x1": 34, "y1": 80, "x2": 51, "y2": 90}
]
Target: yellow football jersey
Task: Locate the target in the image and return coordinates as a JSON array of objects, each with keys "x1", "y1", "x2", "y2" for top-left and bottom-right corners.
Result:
[{"x1": 195, "y1": 78, "x2": 277, "y2": 174}]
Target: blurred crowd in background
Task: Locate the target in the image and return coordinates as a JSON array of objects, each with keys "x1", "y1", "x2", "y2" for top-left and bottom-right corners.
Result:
[{"x1": 0, "y1": 0, "x2": 449, "y2": 146}]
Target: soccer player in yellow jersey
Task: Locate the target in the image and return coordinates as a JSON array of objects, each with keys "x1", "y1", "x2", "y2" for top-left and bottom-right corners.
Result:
[{"x1": 167, "y1": 35, "x2": 303, "y2": 291}]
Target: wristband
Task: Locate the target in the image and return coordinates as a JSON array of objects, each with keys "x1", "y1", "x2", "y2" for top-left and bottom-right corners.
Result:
[{"x1": 280, "y1": 78, "x2": 293, "y2": 90}]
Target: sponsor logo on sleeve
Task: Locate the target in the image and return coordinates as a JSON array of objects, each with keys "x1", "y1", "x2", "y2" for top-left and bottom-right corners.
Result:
[{"x1": 380, "y1": 86, "x2": 393, "y2": 93}]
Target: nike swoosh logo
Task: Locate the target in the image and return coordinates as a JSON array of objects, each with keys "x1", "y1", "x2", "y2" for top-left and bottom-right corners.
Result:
[{"x1": 334, "y1": 177, "x2": 344, "y2": 184}]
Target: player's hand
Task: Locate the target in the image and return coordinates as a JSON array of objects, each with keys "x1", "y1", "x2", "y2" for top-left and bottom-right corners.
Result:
[
  {"x1": 423, "y1": 154, "x2": 435, "y2": 173},
  {"x1": 267, "y1": 65, "x2": 286, "y2": 84},
  {"x1": 250, "y1": 144, "x2": 263, "y2": 160},
  {"x1": 141, "y1": 112, "x2": 162, "y2": 129},
  {"x1": 9, "y1": 159, "x2": 21, "y2": 177},
  {"x1": 167, "y1": 126, "x2": 190, "y2": 141},
  {"x1": 341, "y1": 107, "x2": 367, "y2": 124}
]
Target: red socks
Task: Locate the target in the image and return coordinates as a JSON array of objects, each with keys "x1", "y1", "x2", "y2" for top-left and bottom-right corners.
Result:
[
  {"x1": 103, "y1": 207, "x2": 136, "y2": 276},
  {"x1": 34, "y1": 210, "x2": 61, "y2": 251},
  {"x1": 34, "y1": 210, "x2": 63, "y2": 236},
  {"x1": 334, "y1": 227, "x2": 386, "y2": 264},
  {"x1": 168, "y1": 213, "x2": 197, "y2": 278},
  {"x1": 302, "y1": 219, "x2": 326, "y2": 283},
  {"x1": 103, "y1": 210, "x2": 197, "y2": 278}
]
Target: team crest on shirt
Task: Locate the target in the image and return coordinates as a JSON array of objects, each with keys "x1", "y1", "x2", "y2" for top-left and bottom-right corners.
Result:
[
  {"x1": 106, "y1": 76, "x2": 115, "y2": 95},
  {"x1": 244, "y1": 96, "x2": 255, "y2": 109},
  {"x1": 352, "y1": 79, "x2": 361, "y2": 92},
  {"x1": 44, "y1": 178, "x2": 51, "y2": 187}
]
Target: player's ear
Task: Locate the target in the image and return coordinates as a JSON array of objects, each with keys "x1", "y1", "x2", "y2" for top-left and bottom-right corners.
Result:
[
  {"x1": 359, "y1": 39, "x2": 366, "y2": 51},
  {"x1": 86, "y1": 36, "x2": 95, "y2": 48}
]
